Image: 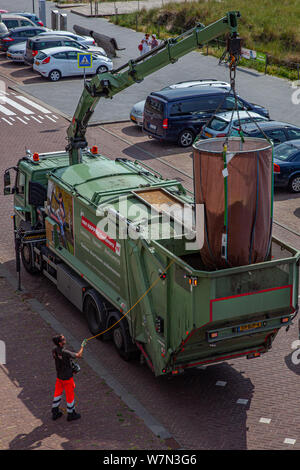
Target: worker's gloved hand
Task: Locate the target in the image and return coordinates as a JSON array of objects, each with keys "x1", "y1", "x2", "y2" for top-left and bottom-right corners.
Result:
[{"x1": 81, "y1": 339, "x2": 87, "y2": 348}]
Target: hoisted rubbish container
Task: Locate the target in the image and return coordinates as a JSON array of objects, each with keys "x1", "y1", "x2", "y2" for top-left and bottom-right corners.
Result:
[{"x1": 193, "y1": 137, "x2": 273, "y2": 269}]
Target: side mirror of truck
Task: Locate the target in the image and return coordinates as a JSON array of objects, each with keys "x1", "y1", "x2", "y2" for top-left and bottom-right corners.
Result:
[{"x1": 3, "y1": 168, "x2": 16, "y2": 195}]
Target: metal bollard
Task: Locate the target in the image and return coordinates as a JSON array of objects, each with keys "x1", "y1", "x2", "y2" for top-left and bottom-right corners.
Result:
[
  {"x1": 39, "y1": 0, "x2": 46, "y2": 27},
  {"x1": 51, "y1": 9, "x2": 59, "y2": 30},
  {"x1": 60, "y1": 13, "x2": 67, "y2": 31}
]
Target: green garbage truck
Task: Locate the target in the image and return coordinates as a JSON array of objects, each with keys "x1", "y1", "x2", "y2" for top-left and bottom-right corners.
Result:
[{"x1": 3, "y1": 12, "x2": 300, "y2": 376}]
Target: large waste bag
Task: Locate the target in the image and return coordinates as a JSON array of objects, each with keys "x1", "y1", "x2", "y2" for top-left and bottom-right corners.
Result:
[{"x1": 193, "y1": 137, "x2": 273, "y2": 269}]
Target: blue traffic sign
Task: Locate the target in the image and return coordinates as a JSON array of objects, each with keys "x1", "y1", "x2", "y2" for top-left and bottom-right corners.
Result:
[{"x1": 78, "y1": 53, "x2": 92, "y2": 68}]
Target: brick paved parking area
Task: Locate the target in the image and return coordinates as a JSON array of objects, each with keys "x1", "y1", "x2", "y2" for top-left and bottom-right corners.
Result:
[
  {"x1": 0, "y1": 276, "x2": 166, "y2": 450},
  {"x1": 0, "y1": 75, "x2": 300, "y2": 449}
]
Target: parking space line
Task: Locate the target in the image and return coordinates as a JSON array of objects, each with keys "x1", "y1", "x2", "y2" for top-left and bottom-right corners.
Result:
[
  {"x1": 9, "y1": 117, "x2": 15, "y2": 121},
  {"x1": 0, "y1": 104, "x2": 16, "y2": 116},
  {"x1": 2, "y1": 117, "x2": 13, "y2": 125},
  {"x1": 216, "y1": 381, "x2": 227, "y2": 387},
  {"x1": 23, "y1": 116, "x2": 30, "y2": 120},
  {"x1": 236, "y1": 399, "x2": 249, "y2": 405},
  {"x1": 259, "y1": 418, "x2": 271, "y2": 424},
  {"x1": 16, "y1": 95, "x2": 51, "y2": 114},
  {"x1": 38, "y1": 115, "x2": 44, "y2": 120},
  {"x1": 16, "y1": 117, "x2": 28, "y2": 124},
  {"x1": 284, "y1": 438, "x2": 296, "y2": 445}
]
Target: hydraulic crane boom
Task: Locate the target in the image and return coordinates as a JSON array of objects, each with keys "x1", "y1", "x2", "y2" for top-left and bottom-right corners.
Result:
[{"x1": 66, "y1": 11, "x2": 241, "y2": 165}]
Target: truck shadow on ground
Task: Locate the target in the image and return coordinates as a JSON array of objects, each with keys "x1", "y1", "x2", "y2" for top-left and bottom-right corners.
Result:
[{"x1": 2, "y1": 259, "x2": 253, "y2": 450}]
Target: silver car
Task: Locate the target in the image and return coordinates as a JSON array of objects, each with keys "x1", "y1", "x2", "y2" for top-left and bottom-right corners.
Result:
[
  {"x1": 201, "y1": 110, "x2": 269, "y2": 139},
  {"x1": 130, "y1": 79, "x2": 231, "y2": 127},
  {"x1": 6, "y1": 41, "x2": 26, "y2": 62},
  {"x1": 38, "y1": 30, "x2": 95, "y2": 47}
]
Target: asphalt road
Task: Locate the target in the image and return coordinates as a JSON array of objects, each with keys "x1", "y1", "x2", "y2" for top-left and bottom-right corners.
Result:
[{"x1": 1, "y1": 0, "x2": 300, "y2": 125}]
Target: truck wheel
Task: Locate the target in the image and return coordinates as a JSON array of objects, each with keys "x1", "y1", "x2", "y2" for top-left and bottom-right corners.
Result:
[
  {"x1": 107, "y1": 312, "x2": 138, "y2": 361},
  {"x1": 83, "y1": 290, "x2": 107, "y2": 338},
  {"x1": 21, "y1": 244, "x2": 39, "y2": 274}
]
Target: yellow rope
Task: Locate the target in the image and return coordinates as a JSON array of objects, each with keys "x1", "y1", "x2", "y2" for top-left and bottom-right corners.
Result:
[{"x1": 85, "y1": 259, "x2": 175, "y2": 342}]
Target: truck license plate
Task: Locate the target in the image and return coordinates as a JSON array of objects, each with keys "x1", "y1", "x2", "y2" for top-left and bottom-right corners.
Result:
[
  {"x1": 149, "y1": 123, "x2": 157, "y2": 131},
  {"x1": 238, "y1": 322, "x2": 262, "y2": 332}
]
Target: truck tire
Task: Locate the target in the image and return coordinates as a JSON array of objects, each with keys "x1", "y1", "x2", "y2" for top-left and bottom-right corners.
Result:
[
  {"x1": 83, "y1": 290, "x2": 107, "y2": 338},
  {"x1": 107, "y1": 312, "x2": 138, "y2": 361},
  {"x1": 21, "y1": 243, "x2": 39, "y2": 274}
]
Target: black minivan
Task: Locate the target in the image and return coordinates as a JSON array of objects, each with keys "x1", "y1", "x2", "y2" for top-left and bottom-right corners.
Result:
[{"x1": 143, "y1": 87, "x2": 270, "y2": 147}]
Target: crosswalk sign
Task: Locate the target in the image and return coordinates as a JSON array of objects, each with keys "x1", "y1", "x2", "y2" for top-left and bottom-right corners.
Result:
[{"x1": 78, "y1": 53, "x2": 92, "y2": 68}]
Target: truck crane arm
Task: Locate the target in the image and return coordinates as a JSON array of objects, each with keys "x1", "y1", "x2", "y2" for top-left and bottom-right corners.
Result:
[{"x1": 66, "y1": 11, "x2": 241, "y2": 165}]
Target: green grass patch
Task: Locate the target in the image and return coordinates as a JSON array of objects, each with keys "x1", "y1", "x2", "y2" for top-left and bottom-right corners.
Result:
[{"x1": 110, "y1": 0, "x2": 300, "y2": 81}]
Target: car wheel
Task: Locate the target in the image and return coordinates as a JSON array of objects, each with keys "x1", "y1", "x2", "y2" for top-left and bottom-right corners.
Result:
[
  {"x1": 96, "y1": 65, "x2": 108, "y2": 74},
  {"x1": 178, "y1": 129, "x2": 195, "y2": 147},
  {"x1": 288, "y1": 174, "x2": 300, "y2": 193},
  {"x1": 48, "y1": 70, "x2": 61, "y2": 82}
]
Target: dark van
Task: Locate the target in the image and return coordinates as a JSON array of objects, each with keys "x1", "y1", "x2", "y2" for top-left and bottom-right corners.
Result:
[{"x1": 143, "y1": 87, "x2": 269, "y2": 147}]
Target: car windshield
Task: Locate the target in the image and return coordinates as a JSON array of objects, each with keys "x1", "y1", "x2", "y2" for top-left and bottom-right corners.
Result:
[
  {"x1": 274, "y1": 143, "x2": 300, "y2": 161},
  {"x1": 209, "y1": 117, "x2": 228, "y2": 131}
]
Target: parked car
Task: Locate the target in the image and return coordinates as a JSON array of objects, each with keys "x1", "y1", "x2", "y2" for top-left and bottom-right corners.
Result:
[
  {"x1": 8, "y1": 12, "x2": 44, "y2": 26},
  {"x1": 0, "y1": 26, "x2": 48, "y2": 52},
  {"x1": 6, "y1": 41, "x2": 26, "y2": 62},
  {"x1": 0, "y1": 14, "x2": 36, "y2": 30},
  {"x1": 37, "y1": 30, "x2": 95, "y2": 47},
  {"x1": 0, "y1": 21, "x2": 8, "y2": 38},
  {"x1": 273, "y1": 140, "x2": 300, "y2": 193},
  {"x1": 143, "y1": 87, "x2": 270, "y2": 147},
  {"x1": 200, "y1": 110, "x2": 269, "y2": 139},
  {"x1": 161, "y1": 79, "x2": 231, "y2": 91},
  {"x1": 33, "y1": 46, "x2": 113, "y2": 81},
  {"x1": 130, "y1": 79, "x2": 231, "y2": 127},
  {"x1": 231, "y1": 121, "x2": 300, "y2": 145},
  {"x1": 25, "y1": 34, "x2": 106, "y2": 64}
]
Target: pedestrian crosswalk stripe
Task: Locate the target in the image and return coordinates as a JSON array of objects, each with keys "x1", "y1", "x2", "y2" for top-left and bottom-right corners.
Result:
[
  {"x1": 3, "y1": 97, "x2": 34, "y2": 115},
  {"x1": 2, "y1": 117, "x2": 13, "y2": 125},
  {"x1": 45, "y1": 115, "x2": 56, "y2": 122},
  {"x1": 16, "y1": 95, "x2": 51, "y2": 114},
  {"x1": 0, "y1": 104, "x2": 16, "y2": 116},
  {"x1": 31, "y1": 116, "x2": 43, "y2": 123},
  {"x1": 16, "y1": 117, "x2": 28, "y2": 124}
]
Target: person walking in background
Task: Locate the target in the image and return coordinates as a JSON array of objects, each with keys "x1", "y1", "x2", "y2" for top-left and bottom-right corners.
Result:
[
  {"x1": 151, "y1": 34, "x2": 159, "y2": 50},
  {"x1": 142, "y1": 33, "x2": 150, "y2": 54}
]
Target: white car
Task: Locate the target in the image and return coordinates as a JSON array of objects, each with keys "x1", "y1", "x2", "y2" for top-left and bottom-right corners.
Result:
[
  {"x1": 130, "y1": 79, "x2": 231, "y2": 126},
  {"x1": 38, "y1": 31, "x2": 95, "y2": 47},
  {"x1": 33, "y1": 46, "x2": 113, "y2": 81}
]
